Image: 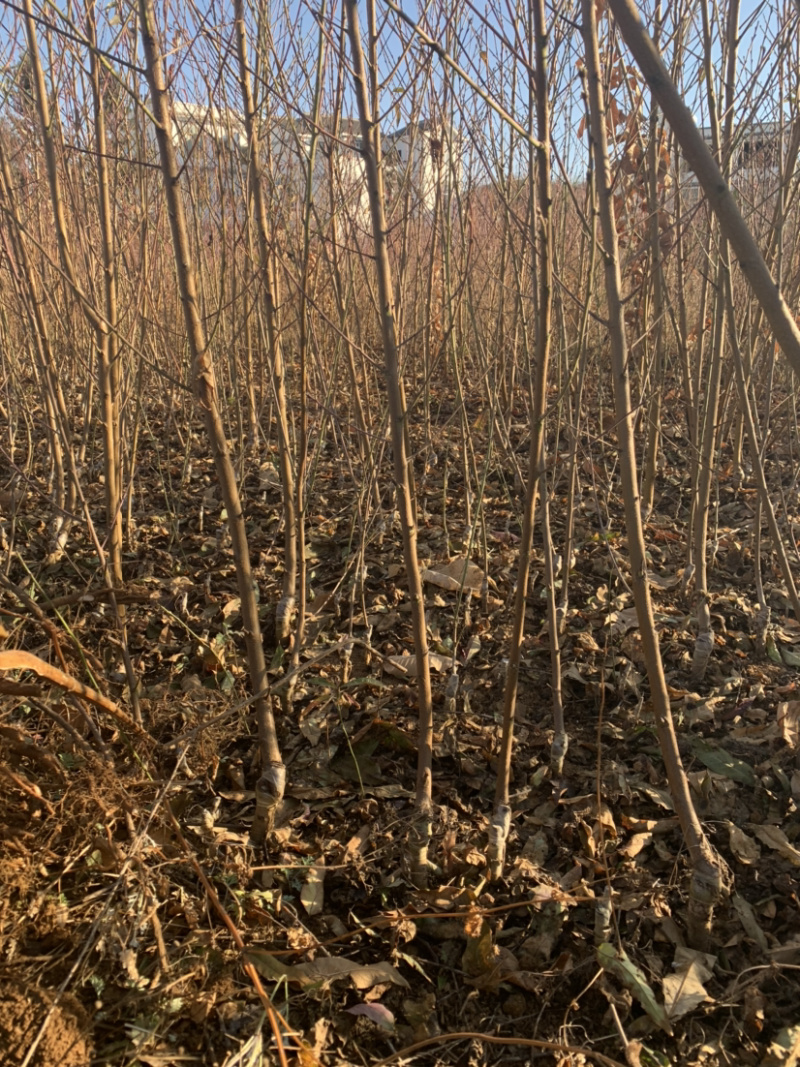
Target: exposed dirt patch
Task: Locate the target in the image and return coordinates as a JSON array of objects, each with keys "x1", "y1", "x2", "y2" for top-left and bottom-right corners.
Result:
[{"x1": 0, "y1": 981, "x2": 93, "y2": 1067}]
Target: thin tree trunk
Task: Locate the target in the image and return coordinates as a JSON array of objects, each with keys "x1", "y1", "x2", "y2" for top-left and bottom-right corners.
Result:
[
  {"x1": 139, "y1": 0, "x2": 284, "y2": 842},
  {"x1": 488, "y1": 0, "x2": 554, "y2": 880},
  {"x1": 233, "y1": 0, "x2": 298, "y2": 647},
  {"x1": 607, "y1": 0, "x2": 800, "y2": 380},
  {"x1": 345, "y1": 0, "x2": 435, "y2": 885},
  {"x1": 582, "y1": 0, "x2": 726, "y2": 946}
]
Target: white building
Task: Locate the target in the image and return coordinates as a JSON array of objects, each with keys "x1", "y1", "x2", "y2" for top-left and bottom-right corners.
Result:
[
  {"x1": 381, "y1": 120, "x2": 463, "y2": 214},
  {"x1": 268, "y1": 116, "x2": 369, "y2": 232},
  {"x1": 680, "y1": 120, "x2": 782, "y2": 205},
  {"x1": 167, "y1": 101, "x2": 248, "y2": 159},
  {"x1": 157, "y1": 102, "x2": 461, "y2": 228}
]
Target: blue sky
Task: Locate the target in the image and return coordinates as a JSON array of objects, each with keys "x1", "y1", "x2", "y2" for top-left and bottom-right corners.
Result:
[{"x1": 0, "y1": 0, "x2": 791, "y2": 186}]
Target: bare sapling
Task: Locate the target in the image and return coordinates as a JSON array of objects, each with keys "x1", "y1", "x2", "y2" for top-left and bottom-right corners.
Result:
[
  {"x1": 23, "y1": 0, "x2": 142, "y2": 715},
  {"x1": 139, "y1": 0, "x2": 284, "y2": 842},
  {"x1": 689, "y1": 0, "x2": 737, "y2": 682},
  {"x1": 0, "y1": 143, "x2": 73, "y2": 563},
  {"x1": 488, "y1": 0, "x2": 558, "y2": 881},
  {"x1": 640, "y1": 80, "x2": 667, "y2": 519},
  {"x1": 232, "y1": 0, "x2": 298, "y2": 650},
  {"x1": 344, "y1": 0, "x2": 436, "y2": 885},
  {"x1": 581, "y1": 0, "x2": 726, "y2": 946},
  {"x1": 557, "y1": 120, "x2": 598, "y2": 635},
  {"x1": 289, "y1": 0, "x2": 328, "y2": 673},
  {"x1": 722, "y1": 268, "x2": 800, "y2": 621}
]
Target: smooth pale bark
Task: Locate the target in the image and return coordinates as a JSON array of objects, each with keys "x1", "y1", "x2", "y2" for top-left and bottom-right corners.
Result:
[
  {"x1": 87, "y1": 0, "x2": 143, "y2": 720},
  {"x1": 139, "y1": 0, "x2": 284, "y2": 841},
  {"x1": 489, "y1": 0, "x2": 556, "y2": 880},
  {"x1": 87, "y1": 1, "x2": 123, "y2": 590},
  {"x1": 344, "y1": 0, "x2": 435, "y2": 884},
  {"x1": 232, "y1": 0, "x2": 298, "y2": 648},
  {"x1": 581, "y1": 0, "x2": 725, "y2": 946},
  {"x1": 641, "y1": 79, "x2": 666, "y2": 518}
]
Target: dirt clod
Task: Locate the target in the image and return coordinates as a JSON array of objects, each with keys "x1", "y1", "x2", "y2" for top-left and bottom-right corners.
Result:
[{"x1": 0, "y1": 981, "x2": 93, "y2": 1067}]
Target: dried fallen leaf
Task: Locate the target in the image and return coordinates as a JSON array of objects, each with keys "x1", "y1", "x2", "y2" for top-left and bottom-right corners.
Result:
[
  {"x1": 636, "y1": 784, "x2": 674, "y2": 810},
  {"x1": 463, "y1": 634, "x2": 481, "y2": 663},
  {"x1": 245, "y1": 949, "x2": 409, "y2": 991},
  {"x1": 345, "y1": 824, "x2": 372, "y2": 859},
  {"x1": 384, "y1": 652, "x2": 453, "y2": 677},
  {"x1": 768, "y1": 937, "x2": 800, "y2": 965},
  {"x1": 778, "y1": 701, "x2": 800, "y2": 748},
  {"x1": 732, "y1": 893, "x2": 769, "y2": 951},
  {"x1": 421, "y1": 557, "x2": 486, "y2": 593},
  {"x1": 339, "y1": 960, "x2": 410, "y2": 991},
  {"x1": 618, "y1": 832, "x2": 653, "y2": 859},
  {"x1": 597, "y1": 942, "x2": 673, "y2": 1035},
  {"x1": 345, "y1": 1002, "x2": 396, "y2": 1031},
  {"x1": 688, "y1": 738, "x2": 756, "y2": 786},
  {"x1": 243, "y1": 948, "x2": 289, "y2": 982},
  {"x1": 767, "y1": 1023, "x2": 800, "y2": 1063},
  {"x1": 752, "y1": 825, "x2": 800, "y2": 867},
  {"x1": 663, "y1": 947, "x2": 714, "y2": 1022},
  {"x1": 301, "y1": 863, "x2": 325, "y2": 916},
  {"x1": 221, "y1": 597, "x2": 241, "y2": 618},
  {"x1": 727, "y1": 822, "x2": 760, "y2": 865},
  {"x1": 504, "y1": 969, "x2": 544, "y2": 993}
]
